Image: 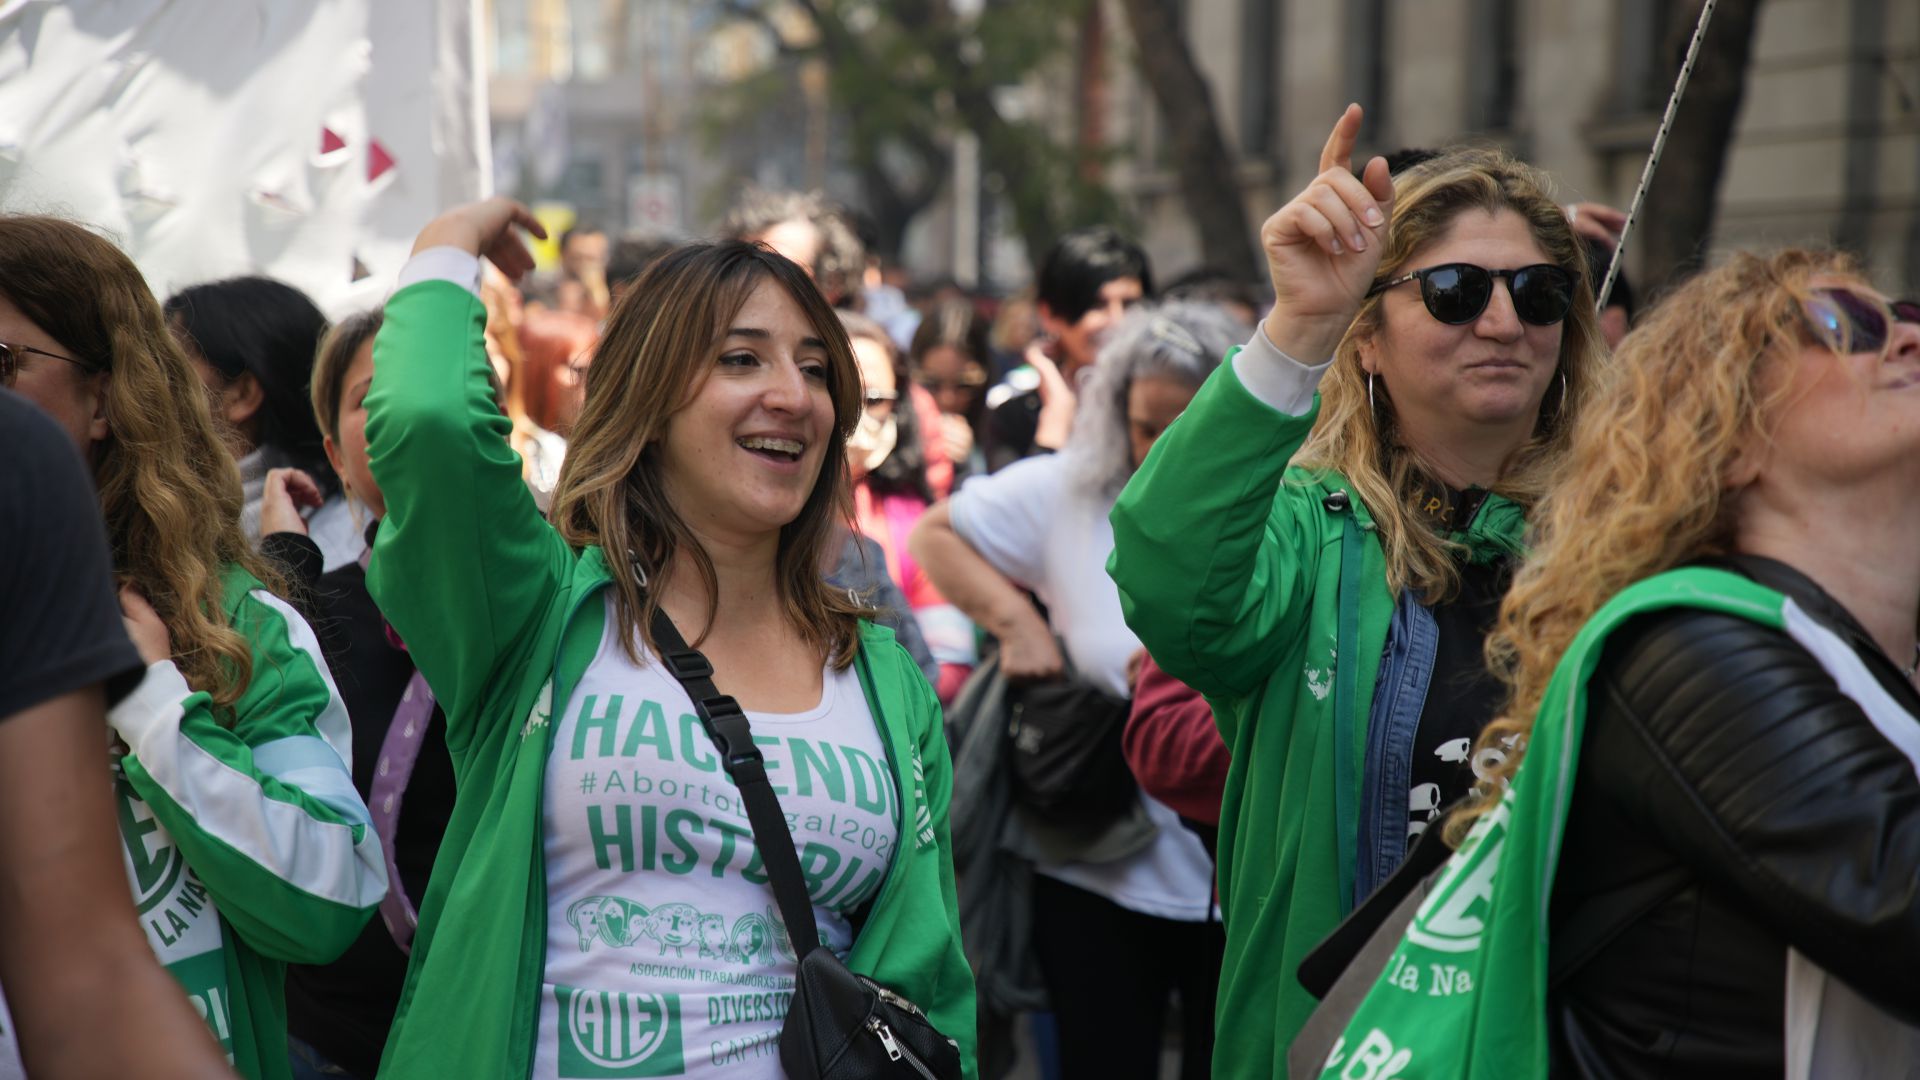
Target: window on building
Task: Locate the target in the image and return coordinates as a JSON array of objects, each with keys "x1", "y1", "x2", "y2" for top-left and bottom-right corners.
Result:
[
  {"x1": 1239, "y1": 0, "x2": 1279, "y2": 158},
  {"x1": 1612, "y1": 0, "x2": 1667, "y2": 115},
  {"x1": 559, "y1": 153, "x2": 607, "y2": 213},
  {"x1": 1344, "y1": 0, "x2": 1387, "y2": 137},
  {"x1": 1467, "y1": 0, "x2": 1519, "y2": 131},
  {"x1": 570, "y1": 0, "x2": 613, "y2": 81},
  {"x1": 492, "y1": 0, "x2": 532, "y2": 78}
]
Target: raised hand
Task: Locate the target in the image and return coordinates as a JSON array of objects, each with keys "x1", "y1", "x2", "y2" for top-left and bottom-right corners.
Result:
[
  {"x1": 1565, "y1": 202, "x2": 1627, "y2": 249},
  {"x1": 118, "y1": 584, "x2": 171, "y2": 666},
  {"x1": 1259, "y1": 104, "x2": 1396, "y2": 361},
  {"x1": 938, "y1": 412, "x2": 975, "y2": 463},
  {"x1": 1026, "y1": 340, "x2": 1078, "y2": 451},
  {"x1": 259, "y1": 467, "x2": 323, "y2": 537},
  {"x1": 412, "y1": 197, "x2": 549, "y2": 283}
]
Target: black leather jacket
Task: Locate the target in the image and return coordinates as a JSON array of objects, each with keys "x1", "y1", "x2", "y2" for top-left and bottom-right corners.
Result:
[{"x1": 1549, "y1": 556, "x2": 1920, "y2": 1077}]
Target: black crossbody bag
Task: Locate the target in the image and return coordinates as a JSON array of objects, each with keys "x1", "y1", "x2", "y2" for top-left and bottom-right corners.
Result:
[{"x1": 649, "y1": 608, "x2": 963, "y2": 1080}]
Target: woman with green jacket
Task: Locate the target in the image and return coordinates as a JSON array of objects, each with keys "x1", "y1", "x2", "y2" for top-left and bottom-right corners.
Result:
[
  {"x1": 365, "y1": 200, "x2": 974, "y2": 1079},
  {"x1": 0, "y1": 215, "x2": 387, "y2": 1080},
  {"x1": 1105, "y1": 108, "x2": 1608, "y2": 1075}
]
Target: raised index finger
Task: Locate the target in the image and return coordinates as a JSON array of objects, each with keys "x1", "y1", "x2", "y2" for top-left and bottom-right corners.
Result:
[
  {"x1": 509, "y1": 201, "x2": 549, "y2": 241},
  {"x1": 1319, "y1": 103, "x2": 1365, "y2": 175}
]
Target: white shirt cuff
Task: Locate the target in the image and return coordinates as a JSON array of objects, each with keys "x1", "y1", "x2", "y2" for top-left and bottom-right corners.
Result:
[
  {"x1": 394, "y1": 246, "x2": 482, "y2": 298},
  {"x1": 108, "y1": 660, "x2": 194, "y2": 748},
  {"x1": 1232, "y1": 323, "x2": 1334, "y2": 417}
]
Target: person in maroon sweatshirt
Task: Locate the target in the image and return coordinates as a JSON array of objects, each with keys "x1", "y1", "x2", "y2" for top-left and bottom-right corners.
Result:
[{"x1": 1123, "y1": 654, "x2": 1230, "y2": 853}]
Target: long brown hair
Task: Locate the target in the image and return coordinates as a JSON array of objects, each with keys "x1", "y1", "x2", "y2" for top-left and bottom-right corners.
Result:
[
  {"x1": 548, "y1": 240, "x2": 871, "y2": 669},
  {"x1": 1293, "y1": 148, "x2": 1610, "y2": 602},
  {"x1": 1447, "y1": 249, "x2": 1861, "y2": 843},
  {"x1": 0, "y1": 215, "x2": 286, "y2": 716},
  {"x1": 311, "y1": 308, "x2": 383, "y2": 440}
]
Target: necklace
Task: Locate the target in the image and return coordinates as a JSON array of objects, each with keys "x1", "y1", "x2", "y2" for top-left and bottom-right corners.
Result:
[{"x1": 1904, "y1": 645, "x2": 1920, "y2": 682}]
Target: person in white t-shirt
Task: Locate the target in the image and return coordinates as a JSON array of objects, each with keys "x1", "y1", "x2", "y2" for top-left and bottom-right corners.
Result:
[
  {"x1": 362, "y1": 199, "x2": 975, "y2": 1079},
  {"x1": 910, "y1": 301, "x2": 1246, "y2": 1078}
]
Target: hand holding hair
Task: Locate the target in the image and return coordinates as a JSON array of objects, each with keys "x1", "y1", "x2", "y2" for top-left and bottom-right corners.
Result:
[
  {"x1": 117, "y1": 584, "x2": 171, "y2": 666},
  {"x1": 258, "y1": 466, "x2": 322, "y2": 538}
]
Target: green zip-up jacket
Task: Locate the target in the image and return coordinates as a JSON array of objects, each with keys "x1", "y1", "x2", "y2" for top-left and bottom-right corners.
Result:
[
  {"x1": 1106, "y1": 355, "x2": 1526, "y2": 1077},
  {"x1": 365, "y1": 276, "x2": 976, "y2": 1079},
  {"x1": 99, "y1": 563, "x2": 384, "y2": 1080}
]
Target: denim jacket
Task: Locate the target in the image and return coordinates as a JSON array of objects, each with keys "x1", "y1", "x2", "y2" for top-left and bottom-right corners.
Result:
[{"x1": 1354, "y1": 590, "x2": 1440, "y2": 900}]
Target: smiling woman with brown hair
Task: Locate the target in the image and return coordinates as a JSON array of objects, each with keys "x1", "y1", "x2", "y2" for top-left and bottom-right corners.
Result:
[{"x1": 362, "y1": 199, "x2": 973, "y2": 1079}]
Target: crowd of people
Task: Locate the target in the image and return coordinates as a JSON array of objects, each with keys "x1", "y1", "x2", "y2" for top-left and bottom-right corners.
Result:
[{"x1": 2, "y1": 99, "x2": 1918, "y2": 1080}]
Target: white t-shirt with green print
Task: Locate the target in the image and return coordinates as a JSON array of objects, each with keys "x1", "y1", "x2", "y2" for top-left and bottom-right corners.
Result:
[{"x1": 533, "y1": 597, "x2": 901, "y2": 1079}]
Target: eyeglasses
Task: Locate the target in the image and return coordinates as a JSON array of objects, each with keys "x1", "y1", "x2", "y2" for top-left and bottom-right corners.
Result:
[
  {"x1": 1367, "y1": 263, "x2": 1576, "y2": 326},
  {"x1": 916, "y1": 370, "x2": 988, "y2": 395},
  {"x1": 0, "y1": 340, "x2": 96, "y2": 386},
  {"x1": 863, "y1": 388, "x2": 899, "y2": 409},
  {"x1": 1800, "y1": 287, "x2": 1920, "y2": 355}
]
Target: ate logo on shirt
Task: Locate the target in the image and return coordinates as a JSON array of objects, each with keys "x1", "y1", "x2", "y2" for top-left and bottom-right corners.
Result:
[
  {"x1": 118, "y1": 775, "x2": 187, "y2": 913},
  {"x1": 557, "y1": 985, "x2": 685, "y2": 1078}
]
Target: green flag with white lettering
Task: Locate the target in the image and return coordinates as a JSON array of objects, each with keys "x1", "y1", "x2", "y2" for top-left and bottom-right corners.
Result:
[{"x1": 1310, "y1": 568, "x2": 1787, "y2": 1079}]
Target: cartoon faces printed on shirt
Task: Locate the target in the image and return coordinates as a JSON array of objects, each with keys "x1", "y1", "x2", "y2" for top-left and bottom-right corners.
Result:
[
  {"x1": 564, "y1": 897, "x2": 795, "y2": 967},
  {"x1": 1408, "y1": 733, "x2": 1520, "y2": 843}
]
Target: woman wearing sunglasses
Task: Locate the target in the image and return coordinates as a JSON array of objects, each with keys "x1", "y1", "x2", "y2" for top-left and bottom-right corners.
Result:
[
  {"x1": 0, "y1": 216, "x2": 386, "y2": 1080},
  {"x1": 1380, "y1": 252, "x2": 1920, "y2": 1076},
  {"x1": 1106, "y1": 106, "x2": 1607, "y2": 1075}
]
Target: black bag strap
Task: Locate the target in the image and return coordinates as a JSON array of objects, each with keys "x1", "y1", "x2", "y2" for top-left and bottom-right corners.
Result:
[{"x1": 648, "y1": 607, "x2": 822, "y2": 961}]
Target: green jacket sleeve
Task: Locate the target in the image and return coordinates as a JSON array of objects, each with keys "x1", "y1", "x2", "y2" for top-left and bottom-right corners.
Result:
[
  {"x1": 908, "y1": 653, "x2": 977, "y2": 1079},
  {"x1": 1108, "y1": 355, "x2": 1327, "y2": 708},
  {"x1": 363, "y1": 278, "x2": 575, "y2": 752},
  {"x1": 110, "y1": 586, "x2": 385, "y2": 965},
  {"x1": 852, "y1": 640, "x2": 978, "y2": 1080}
]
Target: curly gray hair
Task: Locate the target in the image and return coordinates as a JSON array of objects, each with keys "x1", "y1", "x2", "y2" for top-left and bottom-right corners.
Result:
[{"x1": 1063, "y1": 299, "x2": 1251, "y2": 496}]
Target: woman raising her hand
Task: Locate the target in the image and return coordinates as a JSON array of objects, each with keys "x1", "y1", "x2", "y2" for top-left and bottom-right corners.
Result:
[
  {"x1": 1106, "y1": 106, "x2": 1607, "y2": 1075},
  {"x1": 363, "y1": 200, "x2": 973, "y2": 1078}
]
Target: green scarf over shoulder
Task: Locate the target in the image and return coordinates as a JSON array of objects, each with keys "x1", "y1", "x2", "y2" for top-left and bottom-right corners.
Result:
[{"x1": 1311, "y1": 568, "x2": 1789, "y2": 1079}]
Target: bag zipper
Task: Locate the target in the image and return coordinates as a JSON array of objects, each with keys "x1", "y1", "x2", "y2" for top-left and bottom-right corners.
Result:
[
  {"x1": 871, "y1": 982, "x2": 927, "y2": 1019},
  {"x1": 866, "y1": 1017, "x2": 939, "y2": 1080}
]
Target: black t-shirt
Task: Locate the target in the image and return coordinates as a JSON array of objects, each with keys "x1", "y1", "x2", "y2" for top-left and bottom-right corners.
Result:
[
  {"x1": 265, "y1": 530, "x2": 456, "y2": 1079},
  {"x1": 0, "y1": 390, "x2": 144, "y2": 720},
  {"x1": 983, "y1": 387, "x2": 1042, "y2": 474},
  {"x1": 1404, "y1": 486, "x2": 1512, "y2": 847}
]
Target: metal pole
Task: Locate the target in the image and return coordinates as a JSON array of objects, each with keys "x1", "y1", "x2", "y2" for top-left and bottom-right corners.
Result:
[{"x1": 1598, "y1": 0, "x2": 1721, "y2": 310}]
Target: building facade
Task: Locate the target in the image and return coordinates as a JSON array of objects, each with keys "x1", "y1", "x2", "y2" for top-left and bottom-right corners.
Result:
[{"x1": 1105, "y1": 0, "x2": 1920, "y2": 293}]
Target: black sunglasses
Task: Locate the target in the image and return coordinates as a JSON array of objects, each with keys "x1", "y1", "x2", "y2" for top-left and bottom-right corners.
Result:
[
  {"x1": 0, "y1": 340, "x2": 96, "y2": 385},
  {"x1": 1368, "y1": 263, "x2": 1576, "y2": 326},
  {"x1": 1801, "y1": 287, "x2": 1920, "y2": 354}
]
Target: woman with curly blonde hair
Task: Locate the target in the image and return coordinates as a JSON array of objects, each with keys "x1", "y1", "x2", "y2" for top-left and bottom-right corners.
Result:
[
  {"x1": 1307, "y1": 250, "x2": 1920, "y2": 1078},
  {"x1": 1107, "y1": 104, "x2": 1607, "y2": 1074},
  {"x1": 0, "y1": 216, "x2": 385, "y2": 1080},
  {"x1": 1447, "y1": 249, "x2": 1920, "y2": 1075}
]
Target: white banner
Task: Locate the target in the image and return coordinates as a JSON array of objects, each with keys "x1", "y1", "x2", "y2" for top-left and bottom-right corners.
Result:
[{"x1": 0, "y1": 0, "x2": 488, "y2": 317}]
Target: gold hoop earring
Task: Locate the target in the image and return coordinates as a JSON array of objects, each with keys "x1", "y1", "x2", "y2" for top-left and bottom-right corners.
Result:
[{"x1": 1367, "y1": 371, "x2": 1377, "y2": 413}]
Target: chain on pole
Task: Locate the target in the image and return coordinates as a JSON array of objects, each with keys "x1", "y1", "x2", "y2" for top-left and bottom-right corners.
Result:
[{"x1": 1597, "y1": 0, "x2": 1721, "y2": 310}]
